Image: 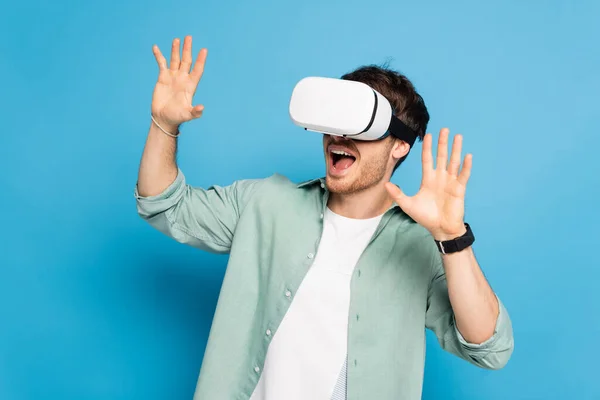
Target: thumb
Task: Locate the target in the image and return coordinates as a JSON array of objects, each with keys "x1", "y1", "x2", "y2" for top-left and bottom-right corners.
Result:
[
  {"x1": 190, "y1": 104, "x2": 204, "y2": 119},
  {"x1": 385, "y1": 182, "x2": 410, "y2": 207}
]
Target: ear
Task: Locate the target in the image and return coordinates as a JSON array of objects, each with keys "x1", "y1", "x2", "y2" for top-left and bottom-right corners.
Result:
[{"x1": 391, "y1": 138, "x2": 410, "y2": 161}]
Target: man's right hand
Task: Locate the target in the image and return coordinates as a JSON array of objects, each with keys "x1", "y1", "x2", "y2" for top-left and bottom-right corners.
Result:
[
  {"x1": 136, "y1": 36, "x2": 207, "y2": 197},
  {"x1": 151, "y1": 36, "x2": 208, "y2": 133}
]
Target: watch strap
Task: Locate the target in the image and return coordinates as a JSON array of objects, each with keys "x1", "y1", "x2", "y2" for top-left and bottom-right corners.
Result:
[{"x1": 435, "y1": 223, "x2": 475, "y2": 254}]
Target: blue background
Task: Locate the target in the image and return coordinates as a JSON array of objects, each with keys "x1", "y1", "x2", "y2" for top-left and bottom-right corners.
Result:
[{"x1": 1, "y1": 0, "x2": 598, "y2": 399}]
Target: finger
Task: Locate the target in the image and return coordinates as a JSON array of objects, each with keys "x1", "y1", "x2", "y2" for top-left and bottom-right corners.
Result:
[
  {"x1": 457, "y1": 154, "x2": 473, "y2": 186},
  {"x1": 190, "y1": 104, "x2": 204, "y2": 119},
  {"x1": 152, "y1": 45, "x2": 167, "y2": 70},
  {"x1": 170, "y1": 38, "x2": 181, "y2": 71},
  {"x1": 436, "y1": 128, "x2": 449, "y2": 171},
  {"x1": 190, "y1": 48, "x2": 208, "y2": 83},
  {"x1": 448, "y1": 134, "x2": 463, "y2": 176},
  {"x1": 180, "y1": 35, "x2": 193, "y2": 72},
  {"x1": 421, "y1": 133, "x2": 434, "y2": 177},
  {"x1": 384, "y1": 182, "x2": 412, "y2": 209}
]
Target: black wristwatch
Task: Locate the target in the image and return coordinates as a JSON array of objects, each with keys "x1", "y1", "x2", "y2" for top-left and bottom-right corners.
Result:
[{"x1": 434, "y1": 223, "x2": 475, "y2": 254}]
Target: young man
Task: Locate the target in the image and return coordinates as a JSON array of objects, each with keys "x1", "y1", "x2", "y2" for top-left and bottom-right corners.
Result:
[{"x1": 135, "y1": 36, "x2": 514, "y2": 400}]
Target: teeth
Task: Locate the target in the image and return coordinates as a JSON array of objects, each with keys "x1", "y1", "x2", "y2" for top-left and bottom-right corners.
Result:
[{"x1": 331, "y1": 150, "x2": 353, "y2": 157}]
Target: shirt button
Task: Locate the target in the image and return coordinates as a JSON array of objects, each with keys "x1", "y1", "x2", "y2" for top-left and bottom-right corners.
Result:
[
  {"x1": 285, "y1": 290, "x2": 292, "y2": 298},
  {"x1": 320, "y1": 183, "x2": 325, "y2": 189},
  {"x1": 266, "y1": 329, "x2": 272, "y2": 336},
  {"x1": 307, "y1": 253, "x2": 314, "y2": 259},
  {"x1": 320, "y1": 213, "x2": 324, "y2": 219},
  {"x1": 254, "y1": 366, "x2": 260, "y2": 373}
]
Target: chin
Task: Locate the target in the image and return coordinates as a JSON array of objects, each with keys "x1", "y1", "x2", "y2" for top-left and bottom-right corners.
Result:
[
  {"x1": 325, "y1": 164, "x2": 388, "y2": 195},
  {"x1": 325, "y1": 171, "x2": 359, "y2": 194},
  {"x1": 325, "y1": 176, "x2": 346, "y2": 194}
]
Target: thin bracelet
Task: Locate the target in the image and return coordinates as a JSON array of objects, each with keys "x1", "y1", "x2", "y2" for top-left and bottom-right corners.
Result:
[{"x1": 151, "y1": 115, "x2": 180, "y2": 138}]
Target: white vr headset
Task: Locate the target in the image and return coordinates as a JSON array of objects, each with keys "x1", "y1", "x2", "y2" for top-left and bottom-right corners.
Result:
[{"x1": 289, "y1": 76, "x2": 418, "y2": 146}]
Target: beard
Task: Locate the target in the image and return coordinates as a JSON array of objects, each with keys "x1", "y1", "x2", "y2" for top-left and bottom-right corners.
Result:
[{"x1": 326, "y1": 140, "x2": 394, "y2": 195}]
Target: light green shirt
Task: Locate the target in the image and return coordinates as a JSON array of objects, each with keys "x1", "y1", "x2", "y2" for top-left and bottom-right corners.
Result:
[{"x1": 134, "y1": 169, "x2": 514, "y2": 400}]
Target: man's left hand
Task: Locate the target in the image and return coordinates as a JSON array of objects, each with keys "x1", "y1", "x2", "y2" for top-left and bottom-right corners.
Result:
[{"x1": 385, "y1": 128, "x2": 472, "y2": 241}]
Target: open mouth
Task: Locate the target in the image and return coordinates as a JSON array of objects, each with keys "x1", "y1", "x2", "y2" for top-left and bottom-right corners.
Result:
[{"x1": 330, "y1": 148, "x2": 356, "y2": 171}]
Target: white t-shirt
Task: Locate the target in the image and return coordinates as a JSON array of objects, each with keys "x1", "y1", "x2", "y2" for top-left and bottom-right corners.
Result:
[{"x1": 250, "y1": 207, "x2": 383, "y2": 400}]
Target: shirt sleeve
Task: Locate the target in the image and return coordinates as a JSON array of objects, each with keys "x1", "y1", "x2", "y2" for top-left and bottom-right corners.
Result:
[
  {"x1": 424, "y1": 248, "x2": 514, "y2": 370},
  {"x1": 134, "y1": 168, "x2": 263, "y2": 254}
]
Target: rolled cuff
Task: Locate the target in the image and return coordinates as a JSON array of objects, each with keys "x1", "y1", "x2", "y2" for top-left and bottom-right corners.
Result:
[
  {"x1": 452, "y1": 294, "x2": 514, "y2": 369},
  {"x1": 134, "y1": 168, "x2": 186, "y2": 218}
]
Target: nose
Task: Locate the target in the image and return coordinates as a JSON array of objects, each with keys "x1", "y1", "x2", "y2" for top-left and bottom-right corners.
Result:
[{"x1": 330, "y1": 135, "x2": 351, "y2": 143}]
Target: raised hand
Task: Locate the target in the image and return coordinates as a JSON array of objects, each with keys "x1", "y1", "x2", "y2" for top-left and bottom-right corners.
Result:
[
  {"x1": 151, "y1": 36, "x2": 208, "y2": 132},
  {"x1": 385, "y1": 128, "x2": 472, "y2": 241}
]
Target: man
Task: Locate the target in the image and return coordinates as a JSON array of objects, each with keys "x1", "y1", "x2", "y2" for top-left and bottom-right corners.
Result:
[{"x1": 135, "y1": 35, "x2": 514, "y2": 400}]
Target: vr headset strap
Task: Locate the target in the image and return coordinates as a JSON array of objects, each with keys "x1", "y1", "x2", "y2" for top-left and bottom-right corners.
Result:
[{"x1": 388, "y1": 115, "x2": 418, "y2": 147}]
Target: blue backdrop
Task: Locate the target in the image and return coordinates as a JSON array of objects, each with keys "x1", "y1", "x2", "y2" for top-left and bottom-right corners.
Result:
[{"x1": 1, "y1": 0, "x2": 598, "y2": 399}]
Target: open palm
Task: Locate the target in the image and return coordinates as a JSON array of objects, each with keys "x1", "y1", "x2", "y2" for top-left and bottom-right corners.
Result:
[
  {"x1": 385, "y1": 128, "x2": 472, "y2": 241},
  {"x1": 151, "y1": 36, "x2": 207, "y2": 130}
]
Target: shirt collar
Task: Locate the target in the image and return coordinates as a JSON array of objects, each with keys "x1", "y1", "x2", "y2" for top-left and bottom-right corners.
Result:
[{"x1": 296, "y1": 177, "x2": 326, "y2": 188}]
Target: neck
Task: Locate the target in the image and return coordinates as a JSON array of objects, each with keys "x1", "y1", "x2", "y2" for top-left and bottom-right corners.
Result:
[{"x1": 327, "y1": 181, "x2": 394, "y2": 219}]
